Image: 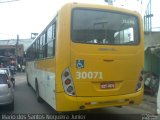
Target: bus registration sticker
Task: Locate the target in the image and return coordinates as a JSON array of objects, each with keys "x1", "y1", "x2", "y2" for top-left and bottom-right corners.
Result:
[{"x1": 100, "y1": 82, "x2": 115, "y2": 89}]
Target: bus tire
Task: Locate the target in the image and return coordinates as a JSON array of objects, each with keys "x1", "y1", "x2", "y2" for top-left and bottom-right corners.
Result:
[
  {"x1": 8, "y1": 100, "x2": 14, "y2": 111},
  {"x1": 35, "y1": 80, "x2": 42, "y2": 102}
]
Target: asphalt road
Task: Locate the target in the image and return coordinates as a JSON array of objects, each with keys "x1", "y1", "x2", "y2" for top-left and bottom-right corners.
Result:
[{"x1": 0, "y1": 73, "x2": 158, "y2": 120}]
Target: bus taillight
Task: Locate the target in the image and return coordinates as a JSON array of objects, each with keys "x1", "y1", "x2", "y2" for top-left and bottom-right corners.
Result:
[
  {"x1": 67, "y1": 86, "x2": 74, "y2": 93},
  {"x1": 64, "y1": 71, "x2": 69, "y2": 77},
  {"x1": 62, "y1": 68, "x2": 76, "y2": 96},
  {"x1": 65, "y1": 79, "x2": 71, "y2": 85},
  {"x1": 136, "y1": 69, "x2": 144, "y2": 91}
]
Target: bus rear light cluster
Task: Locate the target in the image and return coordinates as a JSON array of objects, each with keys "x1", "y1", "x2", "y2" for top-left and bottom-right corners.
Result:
[
  {"x1": 136, "y1": 69, "x2": 144, "y2": 91},
  {"x1": 62, "y1": 68, "x2": 76, "y2": 96}
]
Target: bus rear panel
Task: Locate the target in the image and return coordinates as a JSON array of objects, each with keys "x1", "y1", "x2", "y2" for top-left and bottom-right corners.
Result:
[{"x1": 56, "y1": 3, "x2": 144, "y2": 112}]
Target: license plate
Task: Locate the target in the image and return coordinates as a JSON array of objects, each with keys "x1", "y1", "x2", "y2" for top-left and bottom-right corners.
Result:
[{"x1": 100, "y1": 82, "x2": 115, "y2": 89}]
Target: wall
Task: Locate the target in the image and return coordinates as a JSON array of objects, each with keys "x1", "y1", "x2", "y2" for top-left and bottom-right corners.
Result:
[
  {"x1": 145, "y1": 32, "x2": 160, "y2": 49},
  {"x1": 144, "y1": 48, "x2": 160, "y2": 75},
  {"x1": 144, "y1": 32, "x2": 160, "y2": 76}
]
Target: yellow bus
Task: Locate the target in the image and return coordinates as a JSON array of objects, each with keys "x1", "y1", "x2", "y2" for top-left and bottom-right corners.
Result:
[{"x1": 26, "y1": 3, "x2": 144, "y2": 112}]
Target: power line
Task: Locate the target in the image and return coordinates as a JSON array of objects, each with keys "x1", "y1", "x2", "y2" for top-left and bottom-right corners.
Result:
[
  {"x1": 0, "y1": 0, "x2": 21, "y2": 3},
  {"x1": 0, "y1": 33, "x2": 16, "y2": 37}
]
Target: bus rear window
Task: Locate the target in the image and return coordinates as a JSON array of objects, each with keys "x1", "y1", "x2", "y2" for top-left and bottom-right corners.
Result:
[{"x1": 71, "y1": 9, "x2": 139, "y2": 45}]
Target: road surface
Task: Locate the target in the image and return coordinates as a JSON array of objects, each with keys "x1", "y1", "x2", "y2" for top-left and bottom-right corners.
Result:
[{"x1": 0, "y1": 73, "x2": 157, "y2": 120}]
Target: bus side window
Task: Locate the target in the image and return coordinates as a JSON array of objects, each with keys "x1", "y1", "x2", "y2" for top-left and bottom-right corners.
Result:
[
  {"x1": 47, "y1": 25, "x2": 53, "y2": 57},
  {"x1": 53, "y1": 23, "x2": 56, "y2": 56},
  {"x1": 46, "y1": 23, "x2": 56, "y2": 58},
  {"x1": 39, "y1": 36, "x2": 44, "y2": 59},
  {"x1": 42, "y1": 33, "x2": 47, "y2": 58},
  {"x1": 36, "y1": 39, "x2": 40, "y2": 59}
]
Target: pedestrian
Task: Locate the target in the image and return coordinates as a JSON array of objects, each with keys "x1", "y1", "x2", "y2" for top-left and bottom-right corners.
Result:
[
  {"x1": 0, "y1": 63, "x2": 4, "y2": 68},
  {"x1": 21, "y1": 64, "x2": 25, "y2": 72},
  {"x1": 10, "y1": 64, "x2": 15, "y2": 75},
  {"x1": 18, "y1": 64, "x2": 21, "y2": 72}
]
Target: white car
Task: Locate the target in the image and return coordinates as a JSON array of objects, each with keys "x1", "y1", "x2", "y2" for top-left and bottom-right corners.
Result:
[
  {"x1": 0, "y1": 70, "x2": 14, "y2": 110},
  {"x1": 0, "y1": 68, "x2": 15, "y2": 87}
]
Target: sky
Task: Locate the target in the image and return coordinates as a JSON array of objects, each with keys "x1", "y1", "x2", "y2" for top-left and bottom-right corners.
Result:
[{"x1": 0, "y1": 0, "x2": 159, "y2": 40}]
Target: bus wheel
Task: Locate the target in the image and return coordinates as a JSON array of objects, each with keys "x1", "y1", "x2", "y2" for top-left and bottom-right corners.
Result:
[
  {"x1": 35, "y1": 81, "x2": 42, "y2": 102},
  {"x1": 8, "y1": 100, "x2": 14, "y2": 111}
]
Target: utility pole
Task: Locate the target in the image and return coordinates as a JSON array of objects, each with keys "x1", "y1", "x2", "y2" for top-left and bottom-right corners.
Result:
[
  {"x1": 0, "y1": 0, "x2": 20, "y2": 3},
  {"x1": 15, "y1": 34, "x2": 19, "y2": 65},
  {"x1": 16, "y1": 34, "x2": 19, "y2": 46}
]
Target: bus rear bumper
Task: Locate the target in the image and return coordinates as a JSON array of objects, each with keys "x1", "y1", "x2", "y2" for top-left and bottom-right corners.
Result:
[{"x1": 56, "y1": 89, "x2": 143, "y2": 112}]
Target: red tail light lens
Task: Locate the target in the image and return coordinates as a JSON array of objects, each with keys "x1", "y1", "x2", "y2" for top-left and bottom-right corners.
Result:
[{"x1": 65, "y1": 79, "x2": 71, "y2": 85}]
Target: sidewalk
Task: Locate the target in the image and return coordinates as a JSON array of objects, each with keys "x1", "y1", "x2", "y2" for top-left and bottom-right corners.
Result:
[{"x1": 131, "y1": 94, "x2": 157, "y2": 114}]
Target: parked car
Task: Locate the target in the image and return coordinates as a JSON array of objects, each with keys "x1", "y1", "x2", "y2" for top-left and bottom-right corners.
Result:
[
  {"x1": 0, "y1": 70, "x2": 14, "y2": 110},
  {"x1": 0, "y1": 68, "x2": 15, "y2": 87}
]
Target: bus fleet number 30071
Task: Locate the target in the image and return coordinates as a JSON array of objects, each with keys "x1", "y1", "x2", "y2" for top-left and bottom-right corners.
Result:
[{"x1": 76, "y1": 72, "x2": 103, "y2": 80}]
